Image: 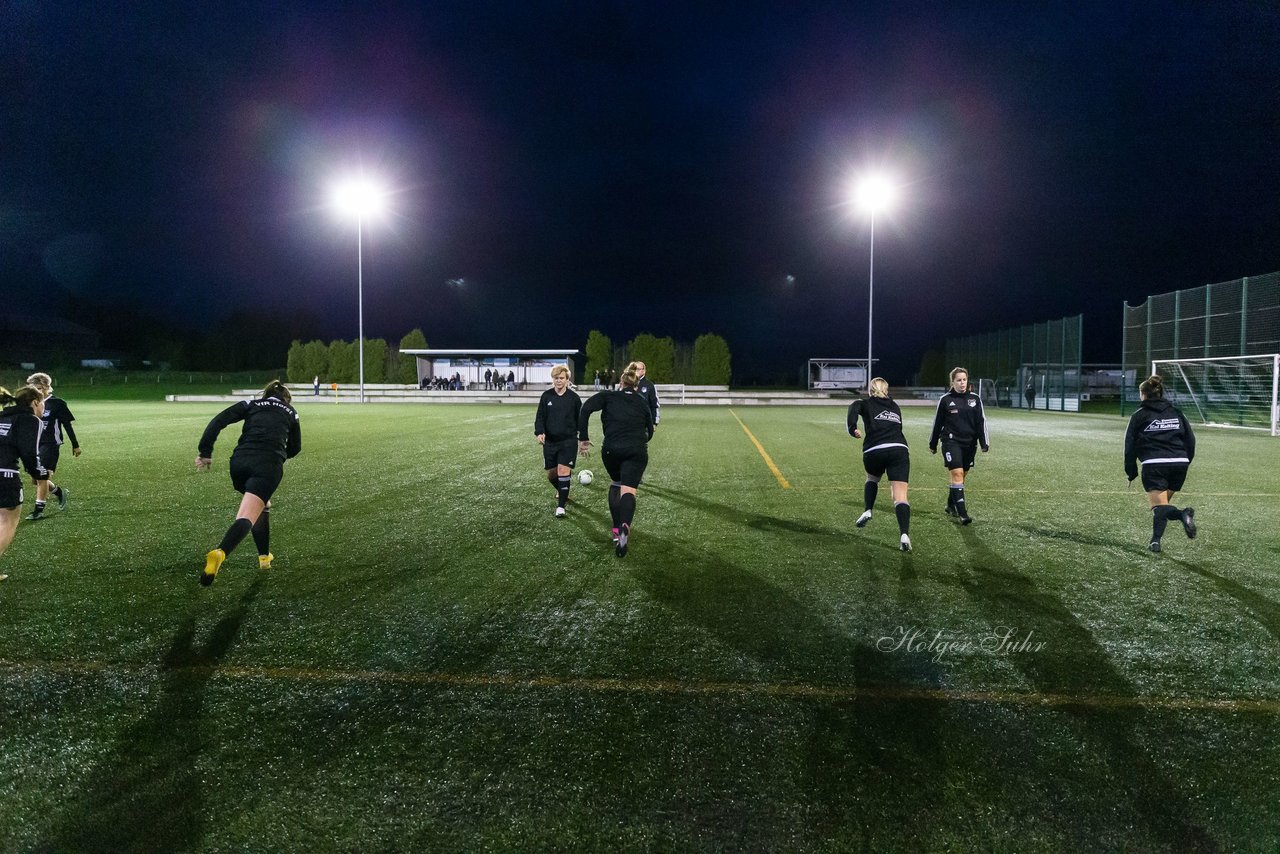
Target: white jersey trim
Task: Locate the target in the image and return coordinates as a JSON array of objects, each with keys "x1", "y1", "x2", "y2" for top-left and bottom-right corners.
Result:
[{"x1": 863, "y1": 442, "x2": 908, "y2": 454}]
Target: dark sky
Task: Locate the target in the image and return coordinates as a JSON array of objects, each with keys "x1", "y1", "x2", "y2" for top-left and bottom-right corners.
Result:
[{"x1": 3, "y1": 1, "x2": 1278, "y2": 381}]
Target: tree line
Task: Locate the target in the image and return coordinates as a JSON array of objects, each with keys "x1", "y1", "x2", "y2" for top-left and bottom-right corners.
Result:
[
  {"x1": 584, "y1": 331, "x2": 731, "y2": 385},
  {"x1": 286, "y1": 329, "x2": 428, "y2": 383},
  {"x1": 285, "y1": 328, "x2": 731, "y2": 386}
]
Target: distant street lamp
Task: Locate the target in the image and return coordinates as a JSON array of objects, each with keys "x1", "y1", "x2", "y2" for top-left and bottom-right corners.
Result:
[
  {"x1": 332, "y1": 177, "x2": 387, "y2": 404},
  {"x1": 853, "y1": 174, "x2": 897, "y2": 393}
]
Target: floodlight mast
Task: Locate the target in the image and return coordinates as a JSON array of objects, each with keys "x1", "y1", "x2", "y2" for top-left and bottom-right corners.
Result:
[
  {"x1": 332, "y1": 179, "x2": 387, "y2": 404},
  {"x1": 854, "y1": 174, "x2": 897, "y2": 393}
]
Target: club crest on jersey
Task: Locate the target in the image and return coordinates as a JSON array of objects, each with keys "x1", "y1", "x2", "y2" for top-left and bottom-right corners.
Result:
[
  {"x1": 1144, "y1": 418, "x2": 1181, "y2": 431},
  {"x1": 874, "y1": 410, "x2": 902, "y2": 424},
  {"x1": 968, "y1": 399, "x2": 977, "y2": 407}
]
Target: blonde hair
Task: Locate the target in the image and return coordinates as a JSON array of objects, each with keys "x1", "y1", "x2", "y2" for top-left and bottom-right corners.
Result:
[
  {"x1": 0, "y1": 385, "x2": 44, "y2": 410},
  {"x1": 868, "y1": 377, "x2": 889, "y2": 398},
  {"x1": 26, "y1": 372, "x2": 52, "y2": 389},
  {"x1": 550, "y1": 365, "x2": 570, "y2": 380},
  {"x1": 261, "y1": 379, "x2": 292, "y2": 404},
  {"x1": 949, "y1": 366, "x2": 969, "y2": 388},
  {"x1": 619, "y1": 362, "x2": 641, "y2": 389}
]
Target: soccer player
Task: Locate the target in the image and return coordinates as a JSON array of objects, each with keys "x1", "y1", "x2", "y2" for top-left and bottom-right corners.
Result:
[
  {"x1": 1124, "y1": 374, "x2": 1197, "y2": 553},
  {"x1": 0, "y1": 385, "x2": 48, "y2": 581},
  {"x1": 24, "y1": 372, "x2": 80, "y2": 521},
  {"x1": 534, "y1": 364, "x2": 583, "y2": 517},
  {"x1": 928, "y1": 366, "x2": 989, "y2": 524},
  {"x1": 578, "y1": 362, "x2": 654, "y2": 557},
  {"x1": 633, "y1": 361, "x2": 661, "y2": 429},
  {"x1": 848, "y1": 377, "x2": 913, "y2": 552},
  {"x1": 195, "y1": 379, "x2": 301, "y2": 586}
]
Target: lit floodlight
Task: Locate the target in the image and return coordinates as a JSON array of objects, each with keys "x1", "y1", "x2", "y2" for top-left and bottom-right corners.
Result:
[
  {"x1": 330, "y1": 173, "x2": 389, "y2": 404},
  {"x1": 854, "y1": 174, "x2": 897, "y2": 216},
  {"x1": 332, "y1": 178, "x2": 387, "y2": 219}
]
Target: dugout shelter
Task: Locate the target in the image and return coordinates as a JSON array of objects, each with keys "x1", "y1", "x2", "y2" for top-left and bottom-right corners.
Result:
[{"x1": 400, "y1": 348, "x2": 578, "y2": 389}]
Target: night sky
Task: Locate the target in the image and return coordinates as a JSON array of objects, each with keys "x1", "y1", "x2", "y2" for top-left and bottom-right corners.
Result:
[{"x1": 4, "y1": 2, "x2": 1278, "y2": 382}]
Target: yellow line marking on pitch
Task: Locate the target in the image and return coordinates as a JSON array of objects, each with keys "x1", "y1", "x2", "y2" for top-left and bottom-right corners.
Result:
[
  {"x1": 3, "y1": 658, "x2": 1279, "y2": 714},
  {"x1": 729, "y1": 409, "x2": 791, "y2": 489}
]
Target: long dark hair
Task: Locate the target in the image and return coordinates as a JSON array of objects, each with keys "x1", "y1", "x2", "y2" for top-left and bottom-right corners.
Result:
[
  {"x1": 1139, "y1": 375, "x2": 1165, "y2": 399},
  {"x1": 261, "y1": 379, "x2": 292, "y2": 404}
]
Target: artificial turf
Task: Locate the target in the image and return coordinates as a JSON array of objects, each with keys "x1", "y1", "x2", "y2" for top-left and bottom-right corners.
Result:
[{"x1": 1, "y1": 401, "x2": 1278, "y2": 849}]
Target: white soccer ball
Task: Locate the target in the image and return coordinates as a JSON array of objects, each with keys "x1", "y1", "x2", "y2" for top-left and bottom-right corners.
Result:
[{"x1": 578, "y1": 469, "x2": 594, "y2": 486}]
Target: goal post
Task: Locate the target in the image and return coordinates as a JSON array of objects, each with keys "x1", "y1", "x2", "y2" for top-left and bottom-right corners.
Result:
[{"x1": 1151, "y1": 354, "x2": 1280, "y2": 436}]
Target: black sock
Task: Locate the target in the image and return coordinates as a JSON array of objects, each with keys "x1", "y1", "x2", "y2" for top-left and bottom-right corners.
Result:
[
  {"x1": 51, "y1": 485, "x2": 63, "y2": 499},
  {"x1": 619, "y1": 493, "x2": 636, "y2": 528},
  {"x1": 218, "y1": 518, "x2": 253, "y2": 556},
  {"x1": 1152, "y1": 505, "x2": 1180, "y2": 541},
  {"x1": 951, "y1": 486, "x2": 966, "y2": 515},
  {"x1": 863, "y1": 480, "x2": 878, "y2": 512},
  {"x1": 557, "y1": 476, "x2": 571, "y2": 508},
  {"x1": 252, "y1": 508, "x2": 270, "y2": 556},
  {"x1": 608, "y1": 484, "x2": 621, "y2": 527},
  {"x1": 34, "y1": 500, "x2": 46, "y2": 513},
  {"x1": 546, "y1": 470, "x2": 559, "y2": 491},
  {"x1": 895, "y1": 502, "x2": 911, "y2": 535}
]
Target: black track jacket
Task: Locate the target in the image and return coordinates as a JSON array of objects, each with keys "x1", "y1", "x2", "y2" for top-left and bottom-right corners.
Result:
[
  {"x1": 1124, "y1": 397, "x2": 1195, "y2": 482},
  {"x1": 847, "y1": 397, "x2": 909, "y2": 453}
]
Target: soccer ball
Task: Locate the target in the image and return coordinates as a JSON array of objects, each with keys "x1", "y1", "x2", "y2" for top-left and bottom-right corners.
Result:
[{"x1": 578, "y1": 470, "x2": 594, "y2": 486}]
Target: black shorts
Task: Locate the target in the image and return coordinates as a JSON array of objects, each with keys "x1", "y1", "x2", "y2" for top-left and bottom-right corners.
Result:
[
  {"x1": 38, "y1": 444, "x2": 60, "y2": 472},
  {"x1": 230, "y1": 455, "x2": 285, "y2": 502},
  {"x1": 0, "y1": 472, "x2": 23, "y2": 510},
  {"x1": 1141, "y1": 463, "x2": 1188, "y2": 494},
  {"x1": 602, "y1": 445, "x2": 648, "y2": 489},
  {"x1": 941, "y1": 441, "x2": 977, "y2": 472},
  {"x1": 542, "y1": 438, "x2": 578, "y2": 470},
  {"x1": 864, "y1": 446, "x2": 910, "y2": 482}
]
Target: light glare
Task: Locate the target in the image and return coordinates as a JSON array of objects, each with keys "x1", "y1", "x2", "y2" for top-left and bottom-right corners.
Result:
[
  {"x1": 332, "y1": 178, "x2": 387, "y2": 218},
  {"x1": 854, "y1": 174, "x2": 897, "y2": 215}
]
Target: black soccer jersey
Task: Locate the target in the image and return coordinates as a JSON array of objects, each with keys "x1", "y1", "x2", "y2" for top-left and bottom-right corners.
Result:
[
  {"x1": 579, "y1": 389, "x2": 653, "y2": 450},
  {"x1": 847, "y1": 396, "x2": 909, "y2": 453},
  {"x1": 928, "y1": 391, "x2": 989, "y2": 451},
  {"x1": 635, "y1": 376, "x2": 661, "y2": 425},
  {"x1": 199, "y1": 398, "x2": 301, "y2": 463},
  {"x1": 38, "y1": 396, "x2": 78, "y2": 448},
  {"x1": 534, "y1": 387, "x2": 583, "y2": 442},
  {"x1": 0, "y1": 404, "x2": 46, "y2": 479},
  {"x1": 1124, "y1": 397, "x2": 1196, "y2": 481}
]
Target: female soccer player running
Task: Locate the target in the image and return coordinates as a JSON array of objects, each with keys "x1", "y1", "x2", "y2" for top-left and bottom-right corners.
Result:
[
  {"x1": 1124, "y1": 374, "x2": 1197, "y2": 553},
  {"x1": 0, "y1": 386, "x2": 48, "y2": 581},
  {"x1": 24, "y1": 372, "x2": 80, "y2": 521},
  {"x1": 195, "y1": 380, "x2": 301, "y2": 585},
  {"x1": 534, "y1": 365, "x2": 583, "y2": 517},
  {"x1": 928, "y1": 366, "x2": 989, "y2": 524},
  {"x1": 848, "y1": 377, "x2": 913, "y2": 552},
  {"x1": 577, "y1": 362, "x2": 654, "y2": 557}
]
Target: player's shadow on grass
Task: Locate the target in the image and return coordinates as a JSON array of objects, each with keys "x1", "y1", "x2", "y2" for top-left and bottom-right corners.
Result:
[
  {"x1": 645, "y1": 484, "x2": 842, "y2": 537},
  {"x1": 41, "y1": 578, "x2": 264, "y2": 851},
  {"x1": 1168, "y1": 556, "x2": 1280, "y2": 643},
  {"x1": 1016, "y1": 524, "x2": 1155, "y2": 555},
  {"x1": 626, "y1": 529, "x2": 952, "y2": 844},
  {"x1": 956, "y1": 526, "x2": 1216, "y2": 850}
]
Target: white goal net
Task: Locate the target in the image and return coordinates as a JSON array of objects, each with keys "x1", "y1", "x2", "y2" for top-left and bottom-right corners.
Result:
[{"x1": 1152, "y1": 355, "x2": 1280, "y2": 436}]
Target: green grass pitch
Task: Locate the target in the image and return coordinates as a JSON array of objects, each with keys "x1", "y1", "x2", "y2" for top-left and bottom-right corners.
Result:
[{"x1": 2, "y1": 401, "x2": 1278, "y2": 849}]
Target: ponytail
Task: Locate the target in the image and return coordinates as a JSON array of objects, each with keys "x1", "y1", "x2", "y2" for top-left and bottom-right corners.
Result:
[
  {"x1": 1139, "y1": 375, "x2": 1165, "y2": 399},
  {"x1": 261, "y1": 379, "x2": 292, "y2": 404},
  {"x1": 0, "y1": 385, "x2": 44, "y2": 410}
]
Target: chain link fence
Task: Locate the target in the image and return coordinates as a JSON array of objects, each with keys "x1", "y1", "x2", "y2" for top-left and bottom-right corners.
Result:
[
  {"x1": 945, "y1": 315, "x2": 1083, "y2": 411},
  {"x1": 1122, "y1": 271, "x2": 1280, "y2": 413}
]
